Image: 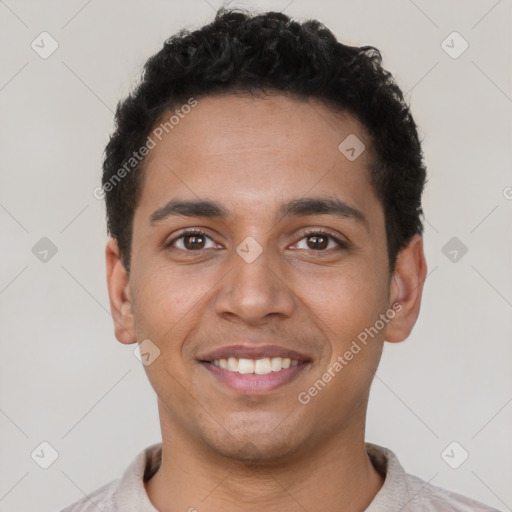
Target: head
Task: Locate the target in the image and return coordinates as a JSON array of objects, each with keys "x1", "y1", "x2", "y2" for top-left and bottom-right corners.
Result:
[{"x1": 104, "y1": 9, "x2": 427, "y2": 463}]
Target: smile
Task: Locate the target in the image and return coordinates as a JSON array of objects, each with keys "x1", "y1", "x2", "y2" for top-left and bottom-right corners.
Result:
[
  {"x1": 200, "y1": 359, "x2": 311, "y2": 394},
  {"x1": 198, "y1": 344, "x2": 313, "y2": 393},
  {"x1": 211, "y1": 356, "x2": 299, "y2": 374}
]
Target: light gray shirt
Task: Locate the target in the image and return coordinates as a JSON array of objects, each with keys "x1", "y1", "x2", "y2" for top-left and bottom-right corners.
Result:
[{"x1": 59, "y1": 442, "x2": 501, "y2": 511}]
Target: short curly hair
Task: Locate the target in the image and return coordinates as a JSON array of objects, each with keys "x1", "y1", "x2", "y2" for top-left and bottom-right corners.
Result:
[{"x1": 102, "y1": 7, "x2": 426, "y2": 273}]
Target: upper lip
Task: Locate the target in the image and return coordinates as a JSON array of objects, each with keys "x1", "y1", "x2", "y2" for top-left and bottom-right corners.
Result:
[{"x1": 198, "y1": 345, "x2": 312, "y2": 363}]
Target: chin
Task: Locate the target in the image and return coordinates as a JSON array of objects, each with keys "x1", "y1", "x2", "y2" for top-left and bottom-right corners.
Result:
[{"x1": 201, "y1": 420, "x2": 303, "y2": 466}]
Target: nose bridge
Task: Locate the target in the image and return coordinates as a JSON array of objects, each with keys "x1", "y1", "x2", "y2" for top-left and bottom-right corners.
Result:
[{"x1": 213, "y1": 238, "x2": 295, "y2": 323}]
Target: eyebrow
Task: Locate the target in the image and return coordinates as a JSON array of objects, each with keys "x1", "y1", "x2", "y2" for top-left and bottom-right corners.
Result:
[{"x1": 149, "y1": 197, "x2": 369, "y2": 231}]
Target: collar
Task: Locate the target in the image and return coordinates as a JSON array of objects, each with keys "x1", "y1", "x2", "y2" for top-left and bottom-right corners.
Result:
[{"x1": 115, "y1": 441, "x2": 405, "y2": 511}]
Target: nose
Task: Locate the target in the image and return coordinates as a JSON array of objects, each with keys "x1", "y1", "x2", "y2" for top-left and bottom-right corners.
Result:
[{"x1": 213, "y1": 243, "x2": 296, "y2": 326}]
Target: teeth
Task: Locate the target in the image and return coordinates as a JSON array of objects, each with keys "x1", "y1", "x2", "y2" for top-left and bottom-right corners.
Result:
[
  {"x1": 210, "y1": 356, "x2": 301, "y2": 375},
  {"x1": 254, "y1": 358, "x2": 271, "y2": 374},
  {"x1": 227, "y1": 357, "x2": 238, "y2": 371},
  {"x1": 238, "y1": 358, "x2": 254, "y2": 374},
  {"x1": 270, "y1": 357, "x2": 283, "y2": 371}
]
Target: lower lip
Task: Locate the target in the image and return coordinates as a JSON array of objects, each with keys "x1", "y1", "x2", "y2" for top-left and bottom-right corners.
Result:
[{"x1": 201, "y1": 362, "x2": 310, "y2": 394}]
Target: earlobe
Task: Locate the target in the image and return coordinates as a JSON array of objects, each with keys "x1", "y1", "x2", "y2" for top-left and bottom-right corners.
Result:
[
  {"x1": 105, "y1": 238, "x2": 137, "y2": 344},
  {"x1": 385, "y1": 234, "x2": 427, "y2": 343}
]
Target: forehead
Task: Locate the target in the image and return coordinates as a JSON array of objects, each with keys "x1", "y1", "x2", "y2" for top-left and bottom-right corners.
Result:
[
  {"x1": 136, "y1": 93, "x2": 382, "y2": 228},
  {"x1": 146, "y1": 93, "x2": 370, "y2": 169}
]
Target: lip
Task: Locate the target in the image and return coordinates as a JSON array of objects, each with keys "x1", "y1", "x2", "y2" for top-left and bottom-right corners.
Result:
[
  {"x1": 200, "y1": 360, "x2": 311, "y2": 394},
  {"x1": 198, "y1": 344, "x2": 312, "y2": 363}
]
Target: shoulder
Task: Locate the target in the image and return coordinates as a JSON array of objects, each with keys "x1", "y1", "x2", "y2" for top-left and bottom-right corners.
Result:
[
  {"x1": 365, "y1": 443, "x2": 501, "y2": 512},
  {"x1": 58, "y1": 478, "x2": 119, "y2": 512},
  {"x1": 57, "y1": 443, "x2": 162, "y2": 512},
  {"x1": 403, "y1": 471, "x2": 501, "y2": 512}
]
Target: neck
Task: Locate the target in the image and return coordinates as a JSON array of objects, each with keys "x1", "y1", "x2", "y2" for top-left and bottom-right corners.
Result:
[{"x1": 145, "y1": 406, "x2": 384, "y2": 512}]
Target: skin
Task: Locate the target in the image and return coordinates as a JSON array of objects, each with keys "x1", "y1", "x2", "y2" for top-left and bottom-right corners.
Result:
[{"x1": 106, "y1": 93, "x2": 427, "y2": 512}]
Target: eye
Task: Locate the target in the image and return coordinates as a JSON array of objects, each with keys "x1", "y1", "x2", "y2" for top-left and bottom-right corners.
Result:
[
  {"x1": 292, "y1": 230, "x2": 348, "y2": 251},
  {"x1": 165, "y1": 229, "x2": 348, "y2": 253},
  {"x1": 165, "y1": 229, "x2": 219, "y2": 251}
]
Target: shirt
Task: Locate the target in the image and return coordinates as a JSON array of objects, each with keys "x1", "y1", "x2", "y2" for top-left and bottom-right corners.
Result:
[{"x1": 59, "y1": 442, "x2": 501, "y2": 511}]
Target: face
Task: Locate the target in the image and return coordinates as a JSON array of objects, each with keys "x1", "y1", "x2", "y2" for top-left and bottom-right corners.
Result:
[{"x1": 106, "y1": 93, "x2": 426, "y2": 463}]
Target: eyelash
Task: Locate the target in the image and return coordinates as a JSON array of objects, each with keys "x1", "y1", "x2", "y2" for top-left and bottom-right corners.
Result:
[{"x1": 165, "y1": 228, "x2": 348, "y2": 252}]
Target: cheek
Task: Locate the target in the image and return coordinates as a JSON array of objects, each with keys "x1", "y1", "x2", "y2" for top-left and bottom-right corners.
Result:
[
  {"x1": 130, "y1": 264, "x2": 203, "y2": 341},
  {"x1": 293, "y1": 260, "x2": 386, "y2": 336},
  {"x1": 130, "y1": 269, "x2": 206, "y2": 393}
]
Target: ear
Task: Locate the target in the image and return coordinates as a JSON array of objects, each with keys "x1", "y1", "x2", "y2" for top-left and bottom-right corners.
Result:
[
  {"x1": 385, "y1": 234, "x2": 427, "y2": 343},
  {"x1": 105, "y1": 238, "x2": 136, "y2": 344}
]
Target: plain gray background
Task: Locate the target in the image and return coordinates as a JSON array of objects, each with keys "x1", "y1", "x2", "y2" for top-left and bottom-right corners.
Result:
[{"x1": 0, "y1": 1, "x2": 511, "y2": 511}]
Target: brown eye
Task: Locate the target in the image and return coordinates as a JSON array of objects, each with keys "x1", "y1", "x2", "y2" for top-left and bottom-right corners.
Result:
[
  {"x1": 182, "y1": 233, "x2": 206, "y2": 250},
  {"x1": 166, "y1": 230, "x2": 216, "y2": 251},
  {"x1": 306, "y1": 234, "x2": 329, "y2": 250},
  {"x1": 293, "y1": 230, "x2": 347, "y2": 251}
]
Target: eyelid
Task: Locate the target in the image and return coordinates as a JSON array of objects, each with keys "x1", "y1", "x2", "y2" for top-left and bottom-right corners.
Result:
[
  {"x1": 164, "y1": 228, "x2": 215, "y2": 249},
  {"x1": 165, "y1": 227, "x2": 349, "y2": 251},
  {"x1": 294, "y1": 228, "x2": 349, "y2": 250}
]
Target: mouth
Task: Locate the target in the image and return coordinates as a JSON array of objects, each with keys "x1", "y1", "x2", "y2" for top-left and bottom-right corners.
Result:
[{"x1": 198, "y1": 345, "x2": 313, "y2": 394}]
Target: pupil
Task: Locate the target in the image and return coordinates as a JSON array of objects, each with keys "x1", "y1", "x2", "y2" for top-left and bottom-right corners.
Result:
[
  {"x1": 185, "y1": 235, "x2": 204, "y2": 250},
  {"x1": 308, "y1": 235, "x2": 327, "y2": 250}
]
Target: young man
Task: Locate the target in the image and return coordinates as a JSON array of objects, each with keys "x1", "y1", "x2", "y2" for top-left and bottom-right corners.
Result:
[{"x1": 62, "y1": 8, "x2": 500, "y2": 512}]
